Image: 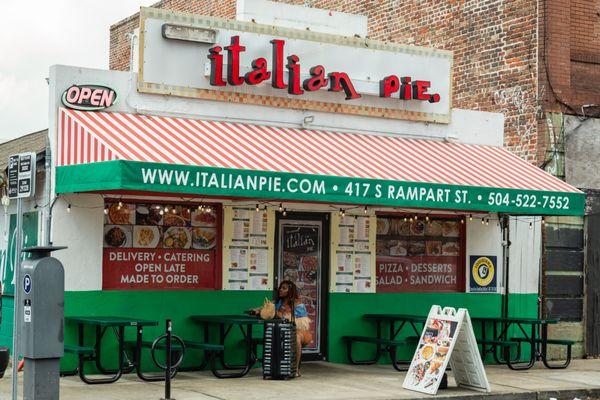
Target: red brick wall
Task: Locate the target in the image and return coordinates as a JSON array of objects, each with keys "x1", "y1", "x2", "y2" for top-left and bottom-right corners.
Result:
[
  {"x1": 109, "y1": 1, "x2": 235, "y2": 72},
  {"x1": 540, "y1": 0, "x2": 600, "y2": 112},
  {"x1": 571, "y1": 0, "x2": 600, "y2": 58},
  {"x1": 109, "y1": 0, "x2": 540, "y2": 163},
  {"x1": 537, "y1": 0, "x2": 600, "y2": 167}
]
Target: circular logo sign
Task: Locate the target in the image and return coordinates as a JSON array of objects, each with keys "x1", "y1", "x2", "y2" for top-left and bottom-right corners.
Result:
[
  {"x1": 472, "y1": 257, "x2": 494, "y2": 287},
  {"x1": 23, "y1": 274, "x2": 32, "y2": 294}
]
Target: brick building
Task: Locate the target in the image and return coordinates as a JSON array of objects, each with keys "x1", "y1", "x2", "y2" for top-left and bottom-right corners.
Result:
[
  {"x1": 13, "y1": 0, "x2": 581, "y2": 370},
  {"x1": 110, "y1": 0, "x2": 600, "y2": 356},
  {"x1": 538, "y1": 0, "x2": 600, "y2": 358},
  {"x1": 110, "y1": 0, "x2": 540, "y2": 162}
]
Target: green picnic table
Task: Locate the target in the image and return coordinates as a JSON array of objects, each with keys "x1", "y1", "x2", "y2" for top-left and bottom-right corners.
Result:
[
  {"x1": 343, "y1": 314, "x2": 426, "y2": 371},
  {"x1": 64, "y1": 316, "x2": 158, "y2": 384},
  {"x1": 472, "y1": 316, "x2": 572, "y2": 370},
  {"x1": 189, "y1": 314, "x2": 266, "y2": 378}
]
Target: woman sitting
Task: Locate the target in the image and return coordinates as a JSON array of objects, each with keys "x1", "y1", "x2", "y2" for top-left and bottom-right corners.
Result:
[{"x1": 274, "y1": 280, "x2": 312, "y2": 377}]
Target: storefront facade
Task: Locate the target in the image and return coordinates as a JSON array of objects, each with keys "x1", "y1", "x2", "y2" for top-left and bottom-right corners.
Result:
[{"x1": 44, "y1": 3, "x2": 583, "y2": 368}]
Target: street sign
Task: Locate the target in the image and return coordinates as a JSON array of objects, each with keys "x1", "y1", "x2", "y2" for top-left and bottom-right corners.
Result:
[
  {"x1": 7, "y1": 155, "x2": 18, "y2": 198},
  {"x1": 8, "y1": 152, "x2": 36, "y2": 199},
  {"x1": 8, "y1": 152, "x2": 37, "y2": 400}
]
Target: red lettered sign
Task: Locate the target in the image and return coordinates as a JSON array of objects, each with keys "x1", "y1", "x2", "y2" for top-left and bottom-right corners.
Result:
[{"x1": 103, "y1": 248, "x2": 215, "y2": 290}]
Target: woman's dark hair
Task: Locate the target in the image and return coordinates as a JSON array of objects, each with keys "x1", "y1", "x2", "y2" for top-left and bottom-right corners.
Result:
[{"x1": 277, "y1": 280, "x2": 299, "y2": 304}]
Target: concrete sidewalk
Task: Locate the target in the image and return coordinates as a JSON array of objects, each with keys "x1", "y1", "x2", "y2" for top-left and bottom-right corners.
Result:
[{"x1": 2, "y1": 359, "x2": 599, "y2": 400}]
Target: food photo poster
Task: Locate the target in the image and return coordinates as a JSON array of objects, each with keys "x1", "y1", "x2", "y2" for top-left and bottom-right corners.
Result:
[{"x1": 103, "y1": 201, "x2": 218, "y2": 290}]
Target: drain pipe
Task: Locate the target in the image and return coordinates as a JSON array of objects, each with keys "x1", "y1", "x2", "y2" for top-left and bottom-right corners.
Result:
[
  {"x1": 45, "y1": 196, "x2": 59, "y2": 246},
  {"x1": 43, "y1": 134, "x2": 59, "y2": 246},
  {"x1": 501, "y1": 214, "x2": 511, "y2": 318}
]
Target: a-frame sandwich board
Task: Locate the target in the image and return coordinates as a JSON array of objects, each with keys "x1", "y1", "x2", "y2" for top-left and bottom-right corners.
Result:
[{"x1": 403, "y1": 305, "x2": 491, "y2": 395}]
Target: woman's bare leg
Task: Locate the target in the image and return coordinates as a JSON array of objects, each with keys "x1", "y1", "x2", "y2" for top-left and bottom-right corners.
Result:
[{"x1": 296, "y1": 333, "x2": 303, "y2": 377}]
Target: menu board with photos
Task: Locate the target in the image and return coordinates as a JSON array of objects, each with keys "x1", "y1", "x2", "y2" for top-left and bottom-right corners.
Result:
[
  {"x1": 102, "y1": 201, "x2": 219, "y2": 290},
  {"x1": 403, "y1": 306, "x2": 490, "y2": 395},
  {"x1": 376, "y1": 217, "x2": 463, "y2": 293},
  {"x1": 332, "y1": 214, "x2": 375, "y2": 293},
  {"x1": 224, "y1": 207, "x2": 271, "y2": 290}
]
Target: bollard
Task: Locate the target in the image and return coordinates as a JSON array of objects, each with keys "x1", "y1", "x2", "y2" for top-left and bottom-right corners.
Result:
[
  {"x1": 161, "y1": 319, "x2": 173, "y2": 400},
  {"x1": 151, "y1": 320, "x2": 184, "y2": 394}
]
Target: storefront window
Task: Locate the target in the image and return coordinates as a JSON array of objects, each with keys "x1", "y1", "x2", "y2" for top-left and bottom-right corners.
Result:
[
  {"x1": 102, "y1": 200, "x2": 221, "y2": 290},
  {"x1": 375, "y1": 216, "x2": 465, "y2": 292}
]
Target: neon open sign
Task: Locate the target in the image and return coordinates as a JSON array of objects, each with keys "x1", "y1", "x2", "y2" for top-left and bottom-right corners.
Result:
[
  {"x1": 61, "y1": 85, "x2": 117, "y2": 111},
  {"x1": 207, "y1": 36, "x2": 441, "y2": 103}
]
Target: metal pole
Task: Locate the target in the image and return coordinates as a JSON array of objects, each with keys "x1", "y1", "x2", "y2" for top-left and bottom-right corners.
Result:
[
  {"x1": 164, "y1": 319, "x2": 172, "y2": 400},
  {"x1": 11, "y1": 198, "x2": 23, "y2": 400}
]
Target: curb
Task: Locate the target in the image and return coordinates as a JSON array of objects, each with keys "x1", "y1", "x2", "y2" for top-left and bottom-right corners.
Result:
[{"x1": 429, "y1": 388, "x2": 600, "y2": 400}]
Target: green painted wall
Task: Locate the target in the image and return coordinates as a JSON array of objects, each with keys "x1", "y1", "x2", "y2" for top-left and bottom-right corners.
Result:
[
  {"x1": 60, "y1": 290, "x2": 270, "y2": 372},
  {"x1": 0, "y1": 296, "x2": 14, "y2": 352},
  {"x1": 326, "y1": 292, "x2": 538, "y2": 364},
  {"x1": 53, "y1": 290, "x2": 537, "y2": 373},
  {"x1": 1, "y1": 211, "x2": 39, "y2": 295}
]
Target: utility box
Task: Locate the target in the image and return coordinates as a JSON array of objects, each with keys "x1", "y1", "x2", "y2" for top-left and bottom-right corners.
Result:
[{"x1": 20, "y1": 246, "x2": 66, "y2": 400}]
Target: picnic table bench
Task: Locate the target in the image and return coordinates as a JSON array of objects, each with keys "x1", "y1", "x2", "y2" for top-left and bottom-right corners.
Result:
[
  {"x1": 63, "y1": 316, "x2": 158, "y2": 384},
  {"x1": 471, "y1": 316, "x2": 573, "y2": 370},
  {"x1": 189, "y1": 314, "x2": 266, "y2": 378},
  {"x1": 124, "y1": 338, "x2": 224, "y2": 375},
  {"x1": 344, "y1": 313, "x2": 574, "y2": 372},
  {"x1": 342, "y1": 314, "x2": 425, "y2": 371}
]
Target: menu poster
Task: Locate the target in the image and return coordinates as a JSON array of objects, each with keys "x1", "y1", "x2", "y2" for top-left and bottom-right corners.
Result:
[
  {"x1": 376, "y1": 217, "x2": 463, "y2": 293},
  {"x1": 229, "y1": 247, "x2": 248, "y2": 269},
  {"x1": 102, "y1": 201, "x2": 219, "y2": 290},
  {"x1": 249, "y1": 247, "x2": 269, "y2": 274},
  {"x1": 354, "y1": 277, "x2": 373, "y2": 293},
  {"x1": 228, "y1": 246, "x2": 249, "y2": 287},
  {"x1": 224, "y1": 205, "x2": 275, "y2": 291},
  {"x1": 249, "y1": 274, "x2": 269, "y2": 290},
  {"x1": 339, "y1": 226, "x2": 355, "y2": 247},
  {"x1": 330, "y1": 213, "x2": 376, "y2": 294},
  {"x1": 251, "y1": 210, "x2": 268, "y2": 235},
  {"x1": 228, "y1": 267, "x2": 248, "y2": 281},
  {"x1": 355, "y1": 217, "x2": 370, "y2": 241},
  {"x1": 403, "y1": 306, "x2": 490, "y2": 395},
  {"x1": 233, "y1": 208, "x2": 250, "y2": 219},
  {"x1": 354, "y1": 252, "x2": 371, "y2": 277},
  {"x1": 228, "y1": 281, "x2": 247, "y2": 290},
  {"x1": 232, "y1": 219, "x2": 250, "y2": 242},
  {"x1": 335, "y1": 282, "x2": 353, "y2": 293},
  {"x1": 336, "y1": 252, "x2": 353, "y2": 273}
]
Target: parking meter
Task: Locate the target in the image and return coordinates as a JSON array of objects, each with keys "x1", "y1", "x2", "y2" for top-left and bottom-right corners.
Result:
[{"x1": 20, "y1": 246, "x2": 66, "y2": 400}]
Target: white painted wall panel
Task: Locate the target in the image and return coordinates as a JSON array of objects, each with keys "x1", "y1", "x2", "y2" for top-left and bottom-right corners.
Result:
[
  {"x1": 465, "y1": 215, "x2": 504, "y2": 293},
  {"x1": 236, "y1": 0, "x2": 368, "y2": 37},
  {"x1": 51, "y1": 194, "x2": 104, "y2": 291},
  {"x1": 508, "y1": 217, "x2": 541, "y2": 295}
]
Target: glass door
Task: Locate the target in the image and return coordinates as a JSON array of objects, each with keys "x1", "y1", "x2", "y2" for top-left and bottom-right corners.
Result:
[{"x1": 276, "y1": 214, "x2": 328, "y2": 359}]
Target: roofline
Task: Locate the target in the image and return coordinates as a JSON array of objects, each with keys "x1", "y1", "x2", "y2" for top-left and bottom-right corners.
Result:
[
  {"x1": 109, "y1": 1, "x2": 161, "y2": 30},
  {"x1": 0, "y1": 129, "x2": 48, "y2": 147}
]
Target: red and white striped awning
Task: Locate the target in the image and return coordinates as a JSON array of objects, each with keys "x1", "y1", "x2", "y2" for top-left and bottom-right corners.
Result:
[{"x1": 57, "y1": 107, "x2": 579, "y2": 194}]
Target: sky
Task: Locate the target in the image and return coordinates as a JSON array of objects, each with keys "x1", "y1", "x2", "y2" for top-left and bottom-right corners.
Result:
[{"x1": 0, "y1": 0, "x2": 156, "y2": 143}]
